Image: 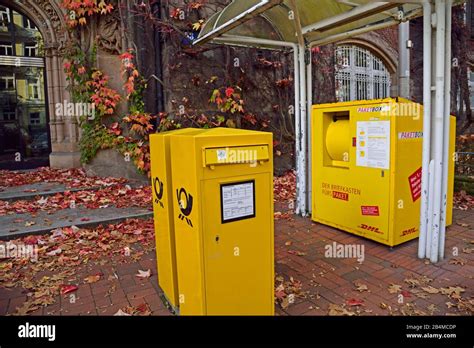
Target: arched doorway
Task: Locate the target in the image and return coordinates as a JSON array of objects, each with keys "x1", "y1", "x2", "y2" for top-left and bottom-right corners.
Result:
[
  {"x1": 0, "y1": 0, "x2": 82, "y2": 170},
  {"x1": 0, "y1": 4, "x2": 49, "y2": 169}
]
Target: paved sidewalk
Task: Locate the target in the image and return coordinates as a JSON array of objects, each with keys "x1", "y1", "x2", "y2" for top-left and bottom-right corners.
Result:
[{"x1": 1, "y1": 207, "x2": 472, "y2": 316}]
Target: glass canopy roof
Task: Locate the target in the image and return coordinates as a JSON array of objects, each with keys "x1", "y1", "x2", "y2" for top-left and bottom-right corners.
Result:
[{"x1": 195, "y1": 0, "x2": 426, "y2": 47}]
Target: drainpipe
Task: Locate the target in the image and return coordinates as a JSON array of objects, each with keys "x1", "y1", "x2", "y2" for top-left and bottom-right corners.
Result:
[
  {"x1": 290, "y1": 0, "x2": 307, "y2": 216},
  {"x1": 418, "y1": 1, "x2": 432, "y2": 259},
  {"x1": 152, "y1": 0, "x2": 165, "y2": 117},
  {"x1": 213, "y1": 36, "x2": 302, "y2": 213},
  {"x1": 439, "y1": 0, "x2": 452, "y2": 260},
  {"x1": 306, "y1": 49, "x2": 313, "y2": 215},
  {"x1": 398, "y1": 20, "x2": 411, "y2": 98},
  {"x1": 430, "y1": 0, "x2": 446, "y2": 264}
]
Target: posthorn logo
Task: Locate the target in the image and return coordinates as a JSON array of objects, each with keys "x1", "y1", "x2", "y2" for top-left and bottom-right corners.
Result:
[
  {"x1": 153, "y1": 177, "x2": 164, "y2": 208},
  {"x1": 176, "y1": 188, "x2": 193, "y2": 227}
]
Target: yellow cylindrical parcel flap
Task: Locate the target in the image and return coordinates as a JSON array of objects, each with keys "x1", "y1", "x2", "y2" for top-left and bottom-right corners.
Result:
[{"x1": 326, "y1": 119, "x2": 350, "y2": 162}]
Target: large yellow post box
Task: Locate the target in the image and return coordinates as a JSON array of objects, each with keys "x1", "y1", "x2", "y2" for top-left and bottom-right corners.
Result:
[
  {"x1": 312, "y1": 98, "x2": 455, "y2": 247},
  {"x1": 150, "y1": 128, "x2": 201, "y2": 310},
  {"x1": 170, "y1": 128, "x2": 274, "y2": 315}
]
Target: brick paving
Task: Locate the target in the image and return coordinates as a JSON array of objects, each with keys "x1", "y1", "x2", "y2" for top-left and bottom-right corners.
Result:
[{"x1": 1, "y1": 204, "x2": 472, "y2": 316}]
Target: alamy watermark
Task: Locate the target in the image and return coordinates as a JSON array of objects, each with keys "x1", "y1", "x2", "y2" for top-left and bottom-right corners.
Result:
[
  {"x1": 0, "y1": 242, "x2": 38, "y2": 262},
  {"x1": 217, "y1": 147, "x2": 258, "y2": 167},
  {"x1": 324, "y1": 241, "x2": 365, "y2": 263},
  {"x1": 55, "y1": 100, "x2": 96, "y2": 121},
  {"x1": 380, "y1": 100, "x2": 421, "y2": 119}
]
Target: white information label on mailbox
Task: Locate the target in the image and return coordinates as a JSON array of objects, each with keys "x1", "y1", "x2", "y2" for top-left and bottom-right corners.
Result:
[
  {"x1": 356, "y1": 121, "x2": 390, "y2": 170},
  {"x1": 221, "y1": 181, "x2": 255, "y2": 223}
]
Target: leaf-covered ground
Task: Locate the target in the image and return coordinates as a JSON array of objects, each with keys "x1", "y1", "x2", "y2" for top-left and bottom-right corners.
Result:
[{"x1": 0, "y1": 168, "x2": 472, "y2": 316}]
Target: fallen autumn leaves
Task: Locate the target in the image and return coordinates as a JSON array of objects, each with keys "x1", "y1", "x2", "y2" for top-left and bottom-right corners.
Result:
[
  {"x1": 0, "y1": 168, "x2": 472, "y2": 316},
  {"x1": 0, "y1": 185, "x2": 152, "y2": 215},
  {"x1": 0, "y1": 167, "x2": 127, "y2": 189},
  {"x1": 0, "y1": 218, "x2": 155, "y2": 315}
]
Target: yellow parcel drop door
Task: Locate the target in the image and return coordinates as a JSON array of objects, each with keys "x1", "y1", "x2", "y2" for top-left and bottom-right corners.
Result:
[
  {"x1": 149, "y1": 128, "x2": 200, "y2": 310},
  {"x1": 170, "y1": 128, "x2": 274, "y2": 315}
]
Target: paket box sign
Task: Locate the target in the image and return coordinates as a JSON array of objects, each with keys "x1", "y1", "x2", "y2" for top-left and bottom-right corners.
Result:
[{"x1": 312, "y1": 98, "x2": 456, "y2": 247}]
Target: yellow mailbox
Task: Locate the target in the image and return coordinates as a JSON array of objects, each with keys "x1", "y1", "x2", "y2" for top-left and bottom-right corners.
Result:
[
  {"x1": 150, "y1": 128, "x2": 201, "y2": 310},
  {"x1": 170, "y1": 128, "x2": 274, "y2": 315},
  {"x1": 312, "y1": 98, "x2": 455, "y2": 247}
]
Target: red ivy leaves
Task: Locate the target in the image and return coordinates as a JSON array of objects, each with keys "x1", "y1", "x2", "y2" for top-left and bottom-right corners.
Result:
[
  {"x1": 122, "y1": 112, "x2": 155, "y2": 136},
  {"x1": 87, "y1": 70, "x2": 121, "y2": 115},
  {"x1": 120, "y1": 50, "x2": 141, "y2": 99},
  {"x1": 210, "y1": 86, "x2": 244, "y2": 114},
  {"x1": 62, "y1": 0, "x2": 114, "y2": 28}
]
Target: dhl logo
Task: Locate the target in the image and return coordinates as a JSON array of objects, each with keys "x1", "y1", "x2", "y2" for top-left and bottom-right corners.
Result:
[
  {"x1": 358, "y1": 224, "x2": 382, "y2": 234},
  {"x1": 401, "y1": 227, "x2": 418, "y2": 236}
]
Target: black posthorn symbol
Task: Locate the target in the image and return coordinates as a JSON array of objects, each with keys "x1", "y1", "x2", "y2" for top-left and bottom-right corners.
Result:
[
  {"x1": 177, "y1": 188, "x2": 193, "y2": 227},
  {"x1": 153, "y1": 177, "x2": 164, "y2": 208}
]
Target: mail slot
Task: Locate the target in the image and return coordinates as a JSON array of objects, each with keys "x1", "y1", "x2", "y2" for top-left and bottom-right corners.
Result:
[{"x1": 169, "y1": 127, "x2": 274, "y2": 315}]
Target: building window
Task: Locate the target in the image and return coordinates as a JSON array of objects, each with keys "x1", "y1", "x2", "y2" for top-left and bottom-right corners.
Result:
[
  {"x1": 2, "y1": 106, "x2": 15, "y2": 121},
  {"x1": 0, "y1": 75, "x2": 15, "y2": 90},
  {"x1": 335, "y1": 45, "x2": 391, "y2": 102},
  {"x1": 0, "y1": 42, "x2": 13, "y2": 56},
  {"x1": 28, "y1": 79, "x2": 40, "y2": 99},
  {"x1": 30, "y1": 112, "x2": 40, "y2": 125},
  {"x1": 0, "y1": 6, "x2": 10, "y2": 29},
  {"x1": 24, "y1": 43, "x2": 38, "y2": 57},
  {"x1": 23, "y1": 15, "x2": 37, "y2": 30}
]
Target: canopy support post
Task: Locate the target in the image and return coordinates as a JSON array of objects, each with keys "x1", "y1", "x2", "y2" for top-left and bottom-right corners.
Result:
[
  {"x1": 419, "y1": 0, "x2": 451, "y2": 263},
  {"x1": 418, "y1": 0, "x2": 432, "y2": 259},
  {"x1": 306, "y1": 48, "x2": 313, "y2": 215},
  {"x1": 398, "y1": 20, "x2": 411, "y2": 98},
  {"x1": 439, "y1": 0, "x2": 452, "y2": 260}
]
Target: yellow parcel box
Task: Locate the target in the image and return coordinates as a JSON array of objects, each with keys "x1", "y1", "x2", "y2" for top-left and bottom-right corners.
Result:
[
  {"x1": 312, "y1": 98, "x2": 455, "y2": 247},
  {"x1": 150, "y1": 128, "x2": 201, "y2": 310},
  {"x1": 170, "y1": 128, "x2": 274, "y2": 315}
]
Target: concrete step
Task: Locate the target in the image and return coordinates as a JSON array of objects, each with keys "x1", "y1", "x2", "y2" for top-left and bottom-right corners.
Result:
[
  {"x1": 0, "y1": 182, "x2": 101, "y2": 202},
  {"x1": 0, "y1": 205, "x2": 153, "y2": 240},
  {"x1": 0, "y1": 180, "x2": 147, "y2": 202}
]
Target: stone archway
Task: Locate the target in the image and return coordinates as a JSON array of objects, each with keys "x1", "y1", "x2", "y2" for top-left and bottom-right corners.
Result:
[
  {"x1": 339, "y1": 32, "x2": 400, "y2": 97},
  {"x1": 0, "y1": 0, "x2": 81, "y2": 168}
]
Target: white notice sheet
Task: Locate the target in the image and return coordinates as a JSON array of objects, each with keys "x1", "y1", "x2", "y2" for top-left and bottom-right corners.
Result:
[
  {"x1": 221, "y1": 181, "x2": 255, "y2": 222},
  {"x1": 356, "y1": 121, "x2": 390, "y2": 170}
]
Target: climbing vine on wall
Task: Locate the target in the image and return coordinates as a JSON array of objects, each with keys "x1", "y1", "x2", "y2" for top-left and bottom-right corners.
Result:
[
  {"x1": 62, "y1": 0, "x2": 114, "y2": 27},
  {"x1": 60, "y1": 1, "x2": 155, "y2": 175}
]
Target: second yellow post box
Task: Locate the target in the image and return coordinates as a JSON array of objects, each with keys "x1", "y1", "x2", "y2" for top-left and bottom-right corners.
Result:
[
  {"x1": 150, "y1": 128, "x2": 201, "y2": 311},
  {"x1": 170, "y1": 128, "x2": 274, "y2": 315}
]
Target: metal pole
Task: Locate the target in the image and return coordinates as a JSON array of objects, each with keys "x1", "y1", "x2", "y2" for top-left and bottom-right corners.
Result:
[
  {"x1": 290, "y1": 0, "x2": 307, "y2": 215},
  {"x1": 439, "y1": 0, "x2": 452, "y2": 260},
  {"x1": 213, "y1": 34, "x2": 305, "y2": 214},
  {"x1": 418, "y1": 1, "x2": 432, "y2": 259},
  {"x1": 298, "y1": 44, "x2": 307, "y2": 215},
  {"x1": 294, "y1": 46, "x2": 302, "y2": 214},
  {"x1": 427, "y1": 8, "x2": 438, "y2": 259},
  {"x1": 430, "y1": 0, "x2": 446, "y2": 263},
  {"x1": 306, "y1": 50, "x2": 313, "y2": 214},
  {"x1": 308, "y1": 9, "x2": 423, "y2": 47},
  {"x1": 398, "y1": 21, "x2": 411, "y2": 98}
]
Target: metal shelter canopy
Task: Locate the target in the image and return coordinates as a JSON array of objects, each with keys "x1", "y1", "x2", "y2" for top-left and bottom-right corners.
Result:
[
  {"x1": 194, "y1": 0, "x2": 458, "y2": 264},
  {"x1": 194, "y1": 0, "x2": 426, "y2": 217},
  {"x1": 194, "y1": 0, "x2": 424, "y2": 47}
]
